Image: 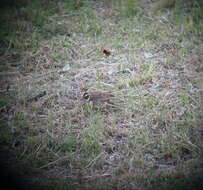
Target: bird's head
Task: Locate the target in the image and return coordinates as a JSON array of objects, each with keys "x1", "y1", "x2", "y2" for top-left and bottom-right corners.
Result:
[{"x1": 81, "y1": 92, "x2": 90, "y2": 101}]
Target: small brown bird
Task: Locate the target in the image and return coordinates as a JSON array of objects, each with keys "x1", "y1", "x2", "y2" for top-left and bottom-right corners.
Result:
[
  {"x1": 81, "y1": 91, "x2": 118, "y2": 108},
  {"x1": 101, "y1": 48, "x2": 111, "y2": 56}
]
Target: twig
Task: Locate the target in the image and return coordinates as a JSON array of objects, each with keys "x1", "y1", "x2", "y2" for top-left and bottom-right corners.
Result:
[
  {"x1": 0, "y1": 88, "x2": 15, "y2": 93},
  {"x1": 99, "y1": 81, "x2": 115, "y2": 88},
  {"x1": 84, "y1": 152, "x2": 104, "y2": 169},
  {"x1": 84, "y1": 173, "x2": 111, "y2": 179},
  {"x1": 49, "y1": 8, "x2": 89, "y2": 18},
  {"x1": 33, "y1": 69, "x2": 59, "y2": 79},
  {"x1": 0, "y1": 71, "x2": 20, "y2": 76},
  {"x1": 39, "y1": 155, "x2": 69, "y2": 169},
  {"x1": 50, "y1": 12, "x2": 81, "y2": 18}
]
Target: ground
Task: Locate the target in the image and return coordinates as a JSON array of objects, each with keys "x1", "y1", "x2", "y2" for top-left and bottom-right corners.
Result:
[{"x1": 0, "y1": 0, "x2": 203, "y2": 189}]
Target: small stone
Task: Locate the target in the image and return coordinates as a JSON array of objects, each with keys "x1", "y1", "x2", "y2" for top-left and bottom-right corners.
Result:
[
  {"x1": 144, "y1": 52, "x2": 154, "y2": 58},
  {"x1": 62, "y1": 64, "x2": 71, "y2": 72}
]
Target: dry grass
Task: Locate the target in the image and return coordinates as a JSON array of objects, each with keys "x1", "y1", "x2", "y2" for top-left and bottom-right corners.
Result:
[{"x1": 0, "y1": 0, "x2": 203, "y2": 189}]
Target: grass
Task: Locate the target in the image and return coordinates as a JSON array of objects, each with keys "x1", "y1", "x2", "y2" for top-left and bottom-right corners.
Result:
[
  {"x1": 81, "y1": 114, "x2": 105, "y2": 156},
  {"x1": 0, "y1": 0, "x2": 203, "y2": 189}
]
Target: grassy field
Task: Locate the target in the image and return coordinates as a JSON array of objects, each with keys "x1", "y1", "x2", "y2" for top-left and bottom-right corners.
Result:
[{"x1": 0, "y1": 0, "x2": 203, "y2": 189}]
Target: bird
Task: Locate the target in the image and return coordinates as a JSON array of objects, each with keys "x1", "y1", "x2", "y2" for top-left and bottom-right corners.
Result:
[
  {"x1": 81, "y1": 91, "x2": 119, "y2": 108},
  {"x1": 101, "y1": 48, "x2": 111, "y2": 56}
]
